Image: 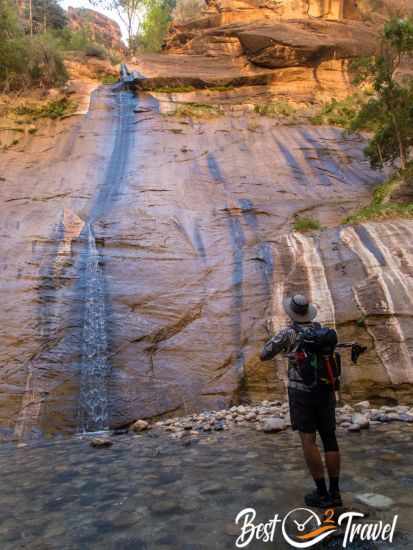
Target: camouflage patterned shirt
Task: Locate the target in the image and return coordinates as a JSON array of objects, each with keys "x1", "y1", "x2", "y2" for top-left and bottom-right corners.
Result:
[{"x1": 260, "y1": 322, "x2": 319, "y2": 392}]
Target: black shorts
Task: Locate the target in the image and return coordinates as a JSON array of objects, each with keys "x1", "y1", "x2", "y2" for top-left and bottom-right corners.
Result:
[{"x1": 288, "y1": 388, "x2": 336, "y2": 434}]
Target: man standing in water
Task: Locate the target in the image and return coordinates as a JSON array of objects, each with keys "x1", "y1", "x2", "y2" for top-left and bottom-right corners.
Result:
[{"x1": 260, "y1": 295, "x2": 342, "y2": 508}]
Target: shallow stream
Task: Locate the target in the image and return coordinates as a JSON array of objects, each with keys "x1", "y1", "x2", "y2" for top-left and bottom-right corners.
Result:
[{"x1": 1, "y1": 423, "x2": 412, "y2": 549}]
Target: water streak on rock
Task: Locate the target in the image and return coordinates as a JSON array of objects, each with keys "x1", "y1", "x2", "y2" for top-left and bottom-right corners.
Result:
[{"x1": 79, "y1": 223, "x2": 109, "y2": 432}]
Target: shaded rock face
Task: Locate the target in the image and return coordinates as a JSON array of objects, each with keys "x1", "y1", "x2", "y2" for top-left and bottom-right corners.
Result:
[
  {"x1": 67, "y1": 7, "x2": 124, "y2": 52},
  {"x1": 1, "y1": 85, "x2": 412, "y2": 440}
]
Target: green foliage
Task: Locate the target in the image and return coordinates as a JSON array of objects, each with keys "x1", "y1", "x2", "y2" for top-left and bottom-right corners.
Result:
[
  {"x1": 153, "y1": 85, "x2": 195, "y2": 93},
  {"x1": 84, "y1": 42, "x2": 108, "y2": 59},
  {"x1": 166, "y1": 103, "x2": 222, "y2": 118},
  {"x1": 344, "y1": 200, "x2": 413, "y2": 223},
  {"x1": 56, "y1": 26, "x2": 90, "y2": 51},
  {"x1": 28, "y1": 34, "x2": 68, "y2": 87},
  {"x1": 151, "y1": 84, "x2": 235, "y2": 93},
  {"x1": 344, "y1": 165, "x2": 413, "y2": 223},
  {"x1": 29, "y1": 0, "x2": 68, "y2": 33},
  {"x1": 293, "y1": 216, "x2": 322, "y2": 233},
  {"x1": 311, "y1": 93, "x2": 370, "y2": 128},
  {"x1": 351, "y1": 17, "x2": 413, "y2": 170},
  {"x1": 15, "y1": 97, "x2": 77, "y2": 120},
  {"x1": 254, "y1": 101, "x2": 296, "y2": 118},
  {"x1": 356, "y1": 317, "x2": 366, "y2": 328},
  {"x1": 101, "y1": 74, "x2": 119, "y2": 84},
  {"x1": 208, "y1": 85, "x2": 234, "y2": 92},
  {"x1": 0, "y1": 0, "x2": 67, "y2": 91},
  {"x1": 109, "y1": 52, "x2": 122, "y2": 66},
  {"x1": 138, "y1": 0, "x2": 173, "y2": 52}
]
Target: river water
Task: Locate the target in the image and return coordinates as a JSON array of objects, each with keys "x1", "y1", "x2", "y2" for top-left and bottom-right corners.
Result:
[{"x1": 1, "y1": 423, "x2": 412, "y2": 549}]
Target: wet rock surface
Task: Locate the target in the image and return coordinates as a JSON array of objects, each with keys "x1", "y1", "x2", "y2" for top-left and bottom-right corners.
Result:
[
  {"x1": 1, "y1": 81, "x2": 413, "y2": 437},
  {"x1": 0, "y1": 422, "x2": 412, "y2": 549}
]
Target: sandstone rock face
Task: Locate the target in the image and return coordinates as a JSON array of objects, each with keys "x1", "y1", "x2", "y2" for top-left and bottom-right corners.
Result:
[
  {"x1": 157, "y1": 0, "x2": 377, "y2": 103},
  {"x1": 68, "y1": 7, "x2": 124, "y2": 52},
  {"x1": 235, "y1": 19, "x2": 376, "y2": 68},
  {"x1": 164, "y1": 0, "x2": 375, "y2": 63},
  {"x1": 1, "y1": 86, "x2": 412, "y2": 440}
]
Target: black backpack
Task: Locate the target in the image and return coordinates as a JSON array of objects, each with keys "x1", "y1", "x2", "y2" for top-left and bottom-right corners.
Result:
[{"x1": 293, "y1": 323, "x2": 341, "y2": 390}]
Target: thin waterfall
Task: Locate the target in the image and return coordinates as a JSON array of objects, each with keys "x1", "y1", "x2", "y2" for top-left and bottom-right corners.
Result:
[
  {"x1": 79, "y1": 223, "x2": 110, "y2": 432},
  {"x1": 78, "y1": 89, "x2": 139, "y2": 432}
]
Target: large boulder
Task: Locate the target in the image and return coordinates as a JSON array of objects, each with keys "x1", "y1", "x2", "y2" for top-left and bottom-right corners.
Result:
[{"x1": 236, "y1": 19, "x2": 376, "y2": 68}]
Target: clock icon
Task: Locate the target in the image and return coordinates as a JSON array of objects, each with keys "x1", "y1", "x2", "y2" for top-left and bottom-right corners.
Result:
[{"x1": 282, "y1": 507, "x2": 336, "y2": 548}]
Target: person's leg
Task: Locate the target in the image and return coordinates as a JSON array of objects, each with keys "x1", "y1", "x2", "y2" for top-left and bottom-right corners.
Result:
[
  {"x1": 289, "y1": 389, "x2": 332, "y2": 507},
  {"x1": 320, "y1": 432, "x2": 341, "y2": 504},
  {"x1": 325, "y1": 448, "x2": 340, "y2": 479},
  {"x1": 299, "y1": 432, "x2": 325, "y2": 481},
  {"x1": 317, "y1": 391, "x2": 342, "y2": 505},
  {"x1": 299, "y1": 432, "x2": 331, "y2": 507}
]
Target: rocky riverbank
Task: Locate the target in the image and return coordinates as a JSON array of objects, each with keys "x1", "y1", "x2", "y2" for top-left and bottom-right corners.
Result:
[{"x1": 127, "y1": 399, "x2": 413, "y2": 440}]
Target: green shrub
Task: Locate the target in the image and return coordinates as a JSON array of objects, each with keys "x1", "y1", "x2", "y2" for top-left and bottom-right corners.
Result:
[
  {"x1": 153, "y1": 85, "x2": 196, "y2": 93},
  {"x1": 0, "y1": 1, "x2": 67, "y2": 91},
  {"x1": 15, "y1": 97, "x2": 77, "y2": 120},
  {"x1": 254, "y1": 101, "x2": 296, "y2": 118},
  {"x1": 138, "y1": 0, "x2": 173, "y2": 53},
  {"x1": 56, "y1": 27, "x2": 89, "y2": 51},
  {"x1": 85, "y1": 43, "x2": 108, "y2": 59},
  {"x1": 209, "y1": 85, "x2": 234, "y2": 92},
  {"x1": 109, "y1": 53, "x2": 122, "y2": 66},
  {"x1": 167, "y1": 103, "x2": 222, "y2": 118},
  {"x1": 344, "y1": 201, "x2": 413, "y2": 223},
  {"x1": 344, "y1": 164, "x2": 413, "y2": 224},
  {"x1": 293, "y1": 216, "x2": 322, "y2": 233},
  {"x1": 101, "y1": 74, "x2": 118, "y2": 85},
  {"x1": 28, "y1": 34, "x2": 68, "y2": 87},
  {"x1": 311, "y1": 93, "x2": 370, "y2": 128}
]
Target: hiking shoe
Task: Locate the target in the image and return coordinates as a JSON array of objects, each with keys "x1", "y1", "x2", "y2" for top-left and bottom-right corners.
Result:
[
  {"x1": 330, "y1": 491, "x2": 343, "y2": 507},
  {"x1": 304, "y1": 491, "x2": 333, "y2": 509}
]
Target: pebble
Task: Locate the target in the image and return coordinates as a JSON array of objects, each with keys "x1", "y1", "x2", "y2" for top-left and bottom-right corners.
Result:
[
  {"x1": 355, "y1": 493, "x2": 395, "y2": 510},
  {"x1": 262, "y1": 418, "x2": 286, "y2": 433},
  {"x1": 131, "y1": 419, "x2": 150, "y2": 432},
  {"x1": 150, "y1": 500, "x2": 180, "y2": 515},
  {"x1": 90, "y1": 437, "x2": 113, "y2": 448},
  {"x1": 354, "y1": 400, "x2": 370, "y2": 410},
  {"x1": 352, "y1": 413, "x2": 370, "y2": 429},
  {"x1": 347, "y1": 424, "x2": 361, "y2": 432},
  {"x1": 143, "y1": 399, "x2": 413, "y2": 439}
]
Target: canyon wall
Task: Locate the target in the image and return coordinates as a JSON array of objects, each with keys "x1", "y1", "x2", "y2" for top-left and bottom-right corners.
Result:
[
  {"x1": 1, "y1": 87, "x2": 412, "y2": 440},
  {"x1": 127, "y1": 0, "x2": 379, "y2": 105},
  {"x1": 1, "y1": 1, "x2": 412, "y2": 440},
  {"x1": 68, "y1": 7, "x2": 124, "y2": 52}
]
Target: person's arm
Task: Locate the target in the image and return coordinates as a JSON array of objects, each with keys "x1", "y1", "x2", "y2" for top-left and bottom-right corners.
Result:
[{"x1": 260, "y1": 327, "x2": 296, "y2": 361}]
